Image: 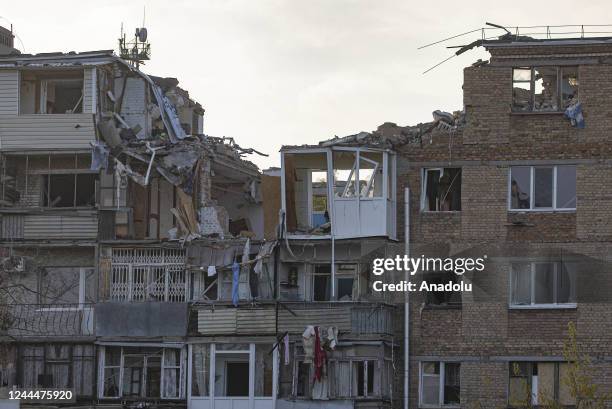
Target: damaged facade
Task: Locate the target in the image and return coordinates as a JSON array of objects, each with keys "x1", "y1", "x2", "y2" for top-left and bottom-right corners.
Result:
[
  {"x1": 0, "y1": 43, "x2": 267, "y2": 409},
  {"x1": 382, "y1": 36, "x2": 612, "y2": 408},
  {"x1": 2, "y1": 23, "x2": 612, "y2": 409}
]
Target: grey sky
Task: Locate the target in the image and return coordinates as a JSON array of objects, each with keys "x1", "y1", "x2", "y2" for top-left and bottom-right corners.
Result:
[{"x1": 3, "y1": 0, "x2": 611, "y2": 168}]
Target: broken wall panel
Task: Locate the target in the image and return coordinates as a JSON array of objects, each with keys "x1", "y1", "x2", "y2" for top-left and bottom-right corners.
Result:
[
  {"x1": 262, "y1": 174, "x2": 281, "y2": 240},
  {"x1": 115, "y1": 76, "x2": 149, "y2": 139}
]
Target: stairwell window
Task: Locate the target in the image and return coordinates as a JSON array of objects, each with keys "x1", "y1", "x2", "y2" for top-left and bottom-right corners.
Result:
[
  {"x1": 510, "y1": 262, "x2": 576, "y2": 308},
  {"x1": 419, "y1": 361, "x2": 461, "y2": 407},
  {"x1": 509, "y1": 166, "x2": 576, "y2": 211}
]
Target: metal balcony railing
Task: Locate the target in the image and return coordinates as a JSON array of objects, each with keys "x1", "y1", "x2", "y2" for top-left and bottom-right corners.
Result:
[
  {"x1": 193, "y1": 301, "x2": 396, "y2": 337},
  {"x1": 0, "y1": 303, "x2": 94, "y2": 337}
]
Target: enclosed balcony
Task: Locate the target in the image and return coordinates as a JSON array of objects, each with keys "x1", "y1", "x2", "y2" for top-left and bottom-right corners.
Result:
[{"x1": 281, "y1": 146, "x2": 396, "y2": 240}]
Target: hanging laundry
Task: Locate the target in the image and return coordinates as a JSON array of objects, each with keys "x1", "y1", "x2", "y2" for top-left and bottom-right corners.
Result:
[
  {"x1": 207, "y1": 265, "x2": 217, "y2": 277},
  {"x1": 90, "y1": 141, "x2": 109, "y2": 171},
  {"x1": 283, "y1": 334, "x2": 290, "y2": 366},
  {"x1": 312, "y1": 373, "x2": 329, "y2": 400},
  {"x1": 232, "y1": 261, "x2": 240, "y2": 306},
  {"x1": 302, "y1": 326, "x2": 316, "y2": 363},
  {"x1": 327, "y1": 326, "x2": 338, "y2": 350},
  {"x1": 313, "y1": 326, "x2": 326, "y2": 382},
  {"x1": 564, "y1": 101, "x2": 585, "y2": 128},
  {"x1": 239, "y1": 238, "x2": 251, "y2": 300}
]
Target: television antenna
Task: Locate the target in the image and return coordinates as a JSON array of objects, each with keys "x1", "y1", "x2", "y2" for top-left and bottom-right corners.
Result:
[{"x1": 118, "y1": 10, "x2": 151, "y2": 69}]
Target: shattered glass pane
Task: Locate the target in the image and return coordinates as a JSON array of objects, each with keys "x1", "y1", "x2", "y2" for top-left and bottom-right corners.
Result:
[
  {"x1": 333, "y1": 151, "x2": 357, "y2": 198},
  {"x1": 561, "y1": 67, "x2": 579, "y2": 108},
  {"x1": 533, "y1": 67, "x2": 558, "y2": 111},
  {"x1": 512, "y1": 68, "x2": 532, "y2": 111}
]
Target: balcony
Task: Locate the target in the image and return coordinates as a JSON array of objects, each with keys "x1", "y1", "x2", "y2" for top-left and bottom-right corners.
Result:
[
  {"x1": 193, "y1": 301, "x2": 395, "y2": 337},
  {"x1": 0, "y1": 113, "x2": 96, "y2": 151},
  {"x1": 281, "y1": 146, "x2": 397, "y2": 240},
  {"x1": 0, "y1": 303, "x2": 94, "y2": 337},
  {"x1": 0, "y1": 210, "x2": 98, "y2": 241}
]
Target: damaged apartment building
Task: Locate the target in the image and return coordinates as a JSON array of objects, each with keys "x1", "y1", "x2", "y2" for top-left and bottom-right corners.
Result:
[
  {"x1": 2, "y1": 20, "x2": 612, "y2": 409},
  {"x1": 269, "y1": 30, "x2": 612, "y2": 409},
  {"x1": 0, "y1": 27, "x2": 272, "y2": 409},
  {"x1": 0, "y1": 28, "x2": 405, "y2": 409},
  {"x1": 372, "y1": 33, "x2": 612, "y2": 408}
]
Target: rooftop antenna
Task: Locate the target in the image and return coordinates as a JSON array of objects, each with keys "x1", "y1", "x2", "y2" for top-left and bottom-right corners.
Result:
[{"x1": 118, "y1": 10, "x2": 151, "y2": 69}]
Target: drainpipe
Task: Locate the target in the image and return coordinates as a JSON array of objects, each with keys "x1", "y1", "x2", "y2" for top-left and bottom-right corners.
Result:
[{"x1": 404, "y1": 187, "x2": 411, "y2": 409}]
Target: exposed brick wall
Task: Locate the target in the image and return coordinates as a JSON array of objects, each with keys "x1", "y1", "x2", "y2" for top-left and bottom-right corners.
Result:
[{"x1": 393, "y1": 43, "x2": 612, "y2": 407}]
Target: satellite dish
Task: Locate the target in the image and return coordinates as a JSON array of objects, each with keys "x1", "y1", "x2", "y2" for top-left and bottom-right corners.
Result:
[{"x1": 136, "y1": 27, "x2": 148, "y2": 42}]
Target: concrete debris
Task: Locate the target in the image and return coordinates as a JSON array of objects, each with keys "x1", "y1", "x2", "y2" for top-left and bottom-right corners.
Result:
[{"x1": 284, "y1": 110, "x2": 466, "y2": 151}]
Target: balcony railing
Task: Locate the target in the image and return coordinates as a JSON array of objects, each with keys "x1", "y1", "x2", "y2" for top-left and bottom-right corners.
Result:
[
  {"x1": 0, "y1": 211, "x2": 98, "y2": 241},
  {"x1": 0, "y1": 303, "x2": 94, "y2": 337},
  {"x1": 193, "y1": 301, "x2": 395, "y2": 337}
]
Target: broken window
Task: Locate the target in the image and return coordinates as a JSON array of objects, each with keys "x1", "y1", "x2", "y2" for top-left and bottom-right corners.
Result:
[
  {"x1": 422, "y1": 168, "x2": 461, "y2": 211},
  {"x1": 20, "y1": 70, "x2": 84, "y2": 114},
  {"x1": 511, "y1": 262, "x2": 576, "y2": 307},
  {"x1": 283, "y1": 152, "x2": 329, "y2": 232},
  {"x1": 311, "y1": 170, "x2": 329, "y2": 228},
  {"x1": 19, "y1": 344, "x2": 95, "y2": 397},
  {"x1": 509, "y1": 362, "x2": 575, "y2": 406},
  {"x1": 509, "y1": 166, "x2": 576, "y2": 210},
  {"x1": 109, "y1": 248, "x2": 187, "y2": 302},
  {"x1": 312, "y1": 264, "x2": 356, "y2": 301},
  {"x1": 333, "y1": 151, "x2": 357, "y2": 198},
  {"x1": 419, "y1": 361, "x2": 460, "y2": 406},
  {"x1": 101, "y1": 346, "x2": 184, "y2": 399},
  {"x1": 312, "y1": 264, "x2": 331, "y2": 301},
  {"x1": 41, "y1": 173, "x2": 96, "y2": 207},
  {"x1": 425, "y1": 272, "x2": 462, "y2": 307},
  {"x1": 213, "y1": 345, "x2": 250, "y2": 397},
  {"x1": 358, "y1": 152, "x2": 383, "y2": 198},
  {"x1": 512, "y1": 67, "x2": 578, "y2": 112}
]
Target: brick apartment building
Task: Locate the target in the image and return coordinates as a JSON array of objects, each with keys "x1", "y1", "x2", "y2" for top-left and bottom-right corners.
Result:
[{"x1": 390, "y1": 36, "x2": 612, "y2": 407}]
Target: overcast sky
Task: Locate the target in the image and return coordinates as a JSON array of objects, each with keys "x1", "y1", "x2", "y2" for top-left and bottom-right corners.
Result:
[{"x1": 3, "y1": 0, "x2": 611, "y2": 168}]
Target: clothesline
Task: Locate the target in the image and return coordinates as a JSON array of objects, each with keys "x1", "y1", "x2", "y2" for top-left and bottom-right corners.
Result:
[{"x1": 185, "y1": 241, "x2": 277, "y2": 272}]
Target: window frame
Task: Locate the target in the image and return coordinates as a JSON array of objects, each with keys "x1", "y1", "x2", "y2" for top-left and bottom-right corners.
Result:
[
  {"x1": 511, "y1": 66, "x2": 578, "y2": 113},
  {"x1": 508, "y1": 361, "x2": 575, "y2": 407},
  {"x1": 419, "y1": 361, "x2": 461, "y2": 408},
  {"x1": 311, "y1": 263, "x2": 358, "y2": 302},
  {"x1": 509, "y1": 262, "x2": 577, "y2": 309},
  {"x1": 508, "y1": 165, "x2": 576, "y2": 212},
  {"x1": 99, "y1": 346, "x2": 186, "y2": 400},
  {"x1": 41, "y1": 171, "x2": 98, "y2": 209},
  {"x1": 420, "y1": 167, "x2": 462, "y2": 212},
  {"x1": 18, "y1": 344, "x2": 95, "y2": 398}
]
